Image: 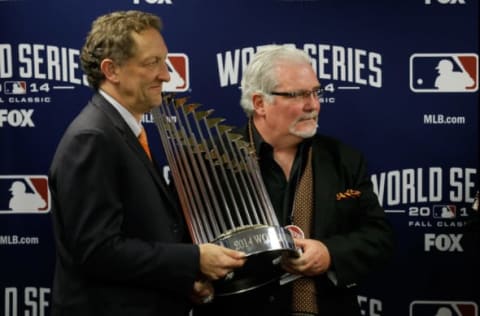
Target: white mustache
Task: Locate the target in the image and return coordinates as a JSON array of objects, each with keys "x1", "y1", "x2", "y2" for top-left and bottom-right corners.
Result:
[{"x1": 295, "y1": 112, "x2": 318, "y2": 123}]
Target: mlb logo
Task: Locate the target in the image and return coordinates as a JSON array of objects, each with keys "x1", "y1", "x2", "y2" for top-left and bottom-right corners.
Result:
[
  {"x1": 163, "y1": 53, "x2": 190, "y2": 92},
  {"x1": 410, "y1": 300, "x2": 477, "y2": 316},
  {"x1": 409, "y1": 53, "x2": 478, "y2": 92},
  {"x1": 433, "y1": 205, "x2": 456, "y2": 219},
  {"x1": 3, "y1": 81, "x2": 27, "y2": 95},
  {"x1": 0, "y1": 175, "x2": 50, "y2": 213}
]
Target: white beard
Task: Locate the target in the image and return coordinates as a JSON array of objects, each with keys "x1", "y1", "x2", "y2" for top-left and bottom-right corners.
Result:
[{"x1": 289, "y1": 112, "x2": 318, "y2": 138}]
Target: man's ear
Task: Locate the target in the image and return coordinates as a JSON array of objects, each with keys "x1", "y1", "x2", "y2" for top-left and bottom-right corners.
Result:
[
  {"x1": 100, "y1": 59, "x2": 119, "y2": 83},
  {"x1": 252, "y1": 94, "x2": 266, "y2": 116}
]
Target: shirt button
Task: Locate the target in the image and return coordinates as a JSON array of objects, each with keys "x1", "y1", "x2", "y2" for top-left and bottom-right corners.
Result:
[{"x1": 268, "y1": 295, "x2": 275, "y2": 302}]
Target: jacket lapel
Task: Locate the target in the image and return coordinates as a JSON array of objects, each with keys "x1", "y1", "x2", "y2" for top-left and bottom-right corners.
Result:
[
  {"x1": 311, "y1": 141, "x2": 337, "y2": 237},
  {"x1": 91, "y1": 93, "x2": 178, "y2": 208}
]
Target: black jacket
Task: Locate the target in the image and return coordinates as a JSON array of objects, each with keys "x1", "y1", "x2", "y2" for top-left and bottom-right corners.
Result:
[{"x1": 49, "y1": 93, "x2": 199, "y2": 316}]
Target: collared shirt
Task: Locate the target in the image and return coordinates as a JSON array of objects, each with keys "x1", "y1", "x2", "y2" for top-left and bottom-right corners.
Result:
[
  {"x1": 249, "y1": 122, "x2": 312, "y2": 225},
  {"x1": 99, "y1": 89, "x2": 144, "y2": 137}
]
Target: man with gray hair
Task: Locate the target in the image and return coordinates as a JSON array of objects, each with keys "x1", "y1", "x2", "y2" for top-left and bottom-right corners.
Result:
[{"x1": 194, "y1": 44, "x2": 394, "y2": 316}]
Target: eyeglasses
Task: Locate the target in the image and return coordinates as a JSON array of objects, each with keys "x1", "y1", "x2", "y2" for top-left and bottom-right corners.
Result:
[{"x1": 268, "y1": 87, "x2": 324, "y2": 100}]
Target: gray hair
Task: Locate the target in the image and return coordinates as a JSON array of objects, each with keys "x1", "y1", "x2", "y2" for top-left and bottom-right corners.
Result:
[{"x1": 239, "y1": 45, "x2": 313, "y2": 116}]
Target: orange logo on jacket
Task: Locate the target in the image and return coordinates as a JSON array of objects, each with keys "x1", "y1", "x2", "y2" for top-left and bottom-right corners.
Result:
[{"x1": 336, "y1": 189, "x2": 361, "y2": 201}]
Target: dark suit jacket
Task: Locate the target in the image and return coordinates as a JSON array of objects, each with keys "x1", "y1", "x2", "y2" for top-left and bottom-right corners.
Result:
[
  {"x1": 49, "y1": 93, "x2": 200, "y2": 316},
  {"x1": 194, "y1": 132, "x2": 394, "y2": 316}
]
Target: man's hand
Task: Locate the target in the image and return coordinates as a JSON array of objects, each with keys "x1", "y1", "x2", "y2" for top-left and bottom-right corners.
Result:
[
  {"x1": 199, "y1": 243, "x2": 247, "y2": 280},
  {"x1": 281, "y1": 238, "x2": 331, "y2": 276},
  {"x1": 190, "y1": 279, "x2": 214, "y2": 305}
]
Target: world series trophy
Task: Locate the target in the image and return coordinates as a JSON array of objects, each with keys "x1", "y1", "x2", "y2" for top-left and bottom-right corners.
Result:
[{"x1": 151, "y1": 95, "x2": 299, "y2": 296}]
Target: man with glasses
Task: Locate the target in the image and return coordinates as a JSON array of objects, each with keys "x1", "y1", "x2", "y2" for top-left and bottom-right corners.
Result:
[{"x1": 193, "y1": 45, "x2": 394, "y2": 316}]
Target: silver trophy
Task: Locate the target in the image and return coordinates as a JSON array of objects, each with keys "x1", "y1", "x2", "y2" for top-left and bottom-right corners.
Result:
[{"x1": 151, "y1": 95, "x2": 298, "y2": 296}]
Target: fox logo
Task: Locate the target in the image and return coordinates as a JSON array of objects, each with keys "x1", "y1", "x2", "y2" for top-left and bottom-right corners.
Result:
[{"x1": 410, "y1": 53, "x2": 478, "y2": 92}]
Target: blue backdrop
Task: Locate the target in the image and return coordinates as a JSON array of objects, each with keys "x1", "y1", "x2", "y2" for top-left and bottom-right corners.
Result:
[{"x1": 1, "y1": 0, "x2": 478, "y2": 315}]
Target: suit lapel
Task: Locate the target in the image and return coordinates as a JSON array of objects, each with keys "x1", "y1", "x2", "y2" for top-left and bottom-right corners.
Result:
[
  {"x1": 91, "y1": 94, "x2": 178, "y2": 208},
  {"x1": 311, "y1": 141, "x2": 337, "y2": 237}
]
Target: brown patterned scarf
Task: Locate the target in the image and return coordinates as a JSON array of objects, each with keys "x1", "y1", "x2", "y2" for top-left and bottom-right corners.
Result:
[{"x1": 291, "y1": 147, "x2": 318, "y2": 315}]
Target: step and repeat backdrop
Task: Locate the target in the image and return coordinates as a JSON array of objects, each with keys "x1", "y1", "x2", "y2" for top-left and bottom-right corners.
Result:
[{"x1": 1, "y1": 0, "x2": 478, "y2": 315}]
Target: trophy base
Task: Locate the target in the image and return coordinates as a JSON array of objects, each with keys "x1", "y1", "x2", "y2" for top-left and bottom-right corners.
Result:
[{"x1": 212, "y1": 225, "x2": 298, "y2": 296}]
